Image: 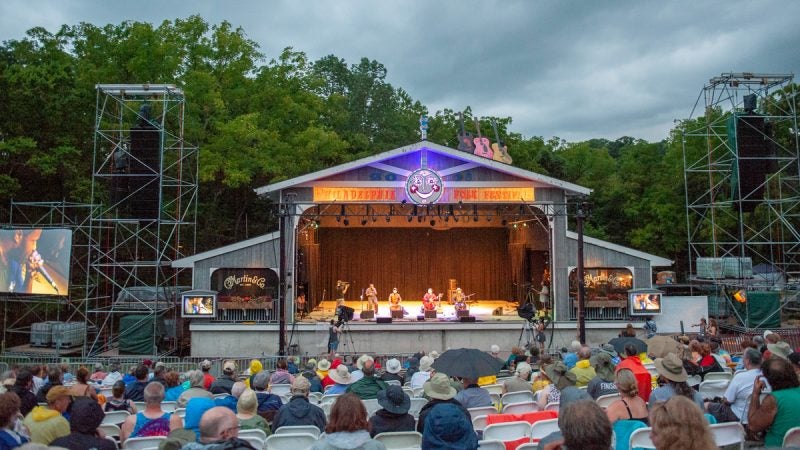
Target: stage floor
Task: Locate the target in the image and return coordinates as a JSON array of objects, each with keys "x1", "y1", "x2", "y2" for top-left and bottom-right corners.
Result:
[{"x1": 299, "y1": 299, "x2": 524, "y2": 323}]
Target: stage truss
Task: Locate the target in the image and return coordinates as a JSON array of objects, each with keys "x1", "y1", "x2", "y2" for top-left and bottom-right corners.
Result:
[
  {"x1": 682, "y1": 73, "x2": 800, "y2": 327},
  {"x1": 86, "y1": 84, "x2": 198, "y2": 356}
]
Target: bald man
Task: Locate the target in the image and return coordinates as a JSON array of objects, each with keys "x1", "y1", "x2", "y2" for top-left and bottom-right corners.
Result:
[{"x1": 190, "y1": 407, "x2": 258, "y2": 449}]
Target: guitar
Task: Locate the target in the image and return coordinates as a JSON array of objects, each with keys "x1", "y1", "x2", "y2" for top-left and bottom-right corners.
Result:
[
  {"x1": 456, "y1": 112, "x2": 475, "y2": 153},
  {"x1": 422, "y1": 293, "x2": 443, "y2": 311},
  {"x1": 472, "y1": 118, "x2": 493, "y2": 158},
  {"x1": 490, "y1": 119, "x2": 513, "y2": 164}
]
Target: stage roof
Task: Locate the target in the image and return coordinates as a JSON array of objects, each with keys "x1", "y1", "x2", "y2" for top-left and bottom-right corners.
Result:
[{"x1": 254, "y1": 141, "x2": 592, "y2": 197}]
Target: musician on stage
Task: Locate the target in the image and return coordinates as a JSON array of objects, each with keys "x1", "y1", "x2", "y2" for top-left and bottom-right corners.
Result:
[
  {"x1": 452, "y1": 287, "x2": 467, "y2": 311},
  {"x1": 335, "y1": 280, "x2": 349, "y2": 307},
  {"x1": 388, "y1": 287, "x2": 402, "y2": 311},
  {"x1": 365, "y1": 283, "x2": 378, "y2": 315},
  {"x1": 296, "y1": 292, "x2": 307, "y2": 318},
  {"x1": 421, "y1": 288, "x2": 441, "y2": 313}
]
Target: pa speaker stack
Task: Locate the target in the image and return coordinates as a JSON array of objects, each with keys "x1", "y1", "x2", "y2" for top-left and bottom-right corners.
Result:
[{"x1": 376, "y1": 317, "x2": 392, "y2": 324}]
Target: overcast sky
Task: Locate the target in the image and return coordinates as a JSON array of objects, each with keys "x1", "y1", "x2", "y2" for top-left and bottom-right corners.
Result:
[{"x1": 1, "y1": 0, "x2": 798, "y2": 142}]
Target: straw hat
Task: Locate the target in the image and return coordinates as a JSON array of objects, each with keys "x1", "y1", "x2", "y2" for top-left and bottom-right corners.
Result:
[
  {"x1": 419, "y1": 355, "x2": 434, "y2": 372},
  {"x1": 329, "y1": 365, "x2": 354, "y2": 385},
  {"x1": 654, "y1": 353, "x2": 688, "y2": 382},
  {"x1": 768, "y1": 341, "x2": 792, "y2": 360},
  {"x1": 317, "y1": 359, "x2": 331, "y2": 371},
  {"x1": 385, "y1": 358, "x2": 402, "y2": 374},
  {"x1": 423, "y1": 373, "x2": 456, "y2": 400}
]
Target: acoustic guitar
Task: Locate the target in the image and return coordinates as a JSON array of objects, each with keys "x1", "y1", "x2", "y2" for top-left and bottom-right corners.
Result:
[
  {"x1": 472, "y1": 118, "x2": 493, "y2": 158},
  {"x1": 491, "y1": 119, "x2": 513, "y2": 164},
  {"x1": 456, "y1": 112, "x2": 475, "y2": 153}
]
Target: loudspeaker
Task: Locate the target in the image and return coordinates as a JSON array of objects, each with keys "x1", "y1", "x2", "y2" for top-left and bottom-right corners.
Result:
[
  {"x1": 424, "y1": 310, "x2": 437, "y2": 319},
  {"x1": 416, "y1": 315, "x2": 425, "y2": 321},
  {"x1": 734, "y1": 116, "x2": 776, "y2": 212},
  {"x1": 459, "y1": 316, "x2": 476, "y2": 323},
  {"x1": 743, "y1": 93, "x2": 757, "y2": 112},
  {"x1": 376, "y1": 317, "x2": 392, "y2": 324},
  {"x1": 337, "y1": 306, "x2": 355, "y2": 322},
  {"x1": 456, "y1": 309, "x2": 470, "y2": 318},
  {"x1": 391, "y1": 310, "x2": 404, "y2": 319},
  {"x1": 128, "y1": 123, "x2": 161, "y2": 220},
  {"x1": 359, "y1": 310, "x2": 374, "y2": 319}
]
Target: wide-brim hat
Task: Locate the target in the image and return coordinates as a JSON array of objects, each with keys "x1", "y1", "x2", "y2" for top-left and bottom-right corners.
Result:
[
  {"x1": 386, "y1": 358, "x2": 401, "y2": 374},
  {"x1": 654, "y1": 353, "x2": 688, "y2": 382},
  {"x1": 419, "y1": 355, "x2": 434, "y2": 372},
  {"x1": 378, "y1": 385, "x2": 411, "y2": 414},
  {"x1": 317, "y1": 359, "x2": 331, "y2": 371},
  {"x1": 544, "y1": 361, "x2": 576, "y2": 390},
  {"x1": 423, "y1": 373, "x2": 457, "y2": 400},
  {"x1": 329, "y1": 365, "x2": 353, "y2": 385},
  {"x1": 768, "y1": 341, "x2": 792, "y2": 359},
  {"x1": 600, "y1": 343, "x2": 618, "y2": 357}
]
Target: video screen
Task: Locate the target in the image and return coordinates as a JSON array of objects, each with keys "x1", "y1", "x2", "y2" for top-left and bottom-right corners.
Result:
[
  {"x1": 181, "y1": 294, "x2": 216, "y2": 318},
  {"x1": 0, "y1": 228, "x2": 72, "y2": 296},
  {"x1": 630, "y1": 292, "x2": 662, "y2": 315}
]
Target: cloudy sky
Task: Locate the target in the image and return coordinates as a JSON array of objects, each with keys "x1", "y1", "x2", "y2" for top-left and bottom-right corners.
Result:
[{"x1": 1, "y1": 0, "x2": 798, "y2": 142}]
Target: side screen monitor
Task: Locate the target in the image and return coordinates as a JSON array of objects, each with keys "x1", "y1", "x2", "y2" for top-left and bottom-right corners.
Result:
[
  {"x1": 181, "y1": 293, "x2": 217, "y2": 318},
  {"x1": 0, "y1": 228, "x2": 72, "y2": 296},
  {"x1": 630, "y1": 292, "x2": 662, "y2": 315}
]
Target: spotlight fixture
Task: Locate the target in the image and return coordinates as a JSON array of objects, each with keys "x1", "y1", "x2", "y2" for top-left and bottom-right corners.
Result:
[
  {"x1": 401, "y1": 199, "x2": 407, "y2": 205},
  {"x1": 430, "y1": 219, "x2": 436, "y2": 226},
  {"x1": 407, "y1": 215, "x2": 413, "y2": 223},
  {"x1": 343, "y1": 218, "x2": 350, "y2": 226},
  {"x1": 361, "y1": 218, "x2": 368, "y2": 226},
  {"x1": 501, "y1": 219, "x2": 508, "y2": 226},
  {"x1": 417, "y1": 215, "x2": 423, "y2": 223},
  {"x1": 336, "y1": 216, "x2": 341, "y2": 223}
]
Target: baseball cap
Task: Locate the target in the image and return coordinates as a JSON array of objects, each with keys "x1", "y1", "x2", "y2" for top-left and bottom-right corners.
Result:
[{"x1": 223, "y1": 361, "x2": 236, "y2": 374}]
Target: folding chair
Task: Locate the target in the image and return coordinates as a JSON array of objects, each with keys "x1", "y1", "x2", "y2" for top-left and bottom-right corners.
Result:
[
  {"x1": 408, "y1": 397, "x2": 428, "y2": 418},
  {"x1": 501, "y1": 401, "x2": 539, "y2": 414},
  {"x1": 612, "y1": 419, "x2": 648, "y2": 450},
  {"x1": 484, "y1": 384, "x2": 504, "y2": 395},
  {"x1": 784, "y1": 426, "x2": 800, "y2": 447},
  {"x1": 122, "y1": 436, "x2": 167, "y2": 449},
  {"x1": 468, "y1": 405, "x2": 499, "y2": 418},
  {"x1": 472, "y1": 415, "x2": 489, "y2": 434},
  {"x1": 362, "y1": 398, "x2": 381, "y2": 417},
  {"x1": 160, "y1": 401, "x2": 177, "y2": 412},
  {"x1": 595, "y1": 393, "x2": 622, "y2": 409},
  {"x1": 374, "y1": 431, "x2": 423, "y2": 449},
  {"x1": 482, "y1": 420, "x2": 531, "y2": 442},
  {"x1": 476, "y1": 439, "x2": 506, "y2": 450},
  {"x1": 628, "y1": 427, "x2": 656, "y2": 449},
  {"x1": 529, "y1": 417, "x2": 559, "y2": 443},
  {"x1": 99, "y1": 423, "x2": 121, "y2": 440},
  {"x1": 270, "y1": 383, "x2": 292, "y2": 396},
  {"x1": 239, "y1": 435, "x2": 264, "y2": 450},
  {"x1": 102, "y1": 410, "x2": 130, "y2": 426},
  {"x1": 544, "y1": 402, "x2": 559, "y2": 412},
  {"x1": 698, "y1": 379, "x2": 729, "y2": 400},
  {"x1": 173, "y1": 408, "x2": 187, "y2": 418},
  {"x1": 264, "y1": 432, "x2": 318, "y2": 450},
  {"x1": 319, "y1": 393, "x2": 341, "y2": 405},
  {"x1": 238, "y1": 428, "x2": 268, "y2": 440},
  {"x1": 274, "y1": 425, "x2": 321, "y2": 438},
  {"x1": 703, "y1": 371, "x2": 732, "y2": 383},
  {"x1": 501, "y1": 390, "x2": 535, "y2": 406},
  {"x1": 708, "y1": 422, "x2": 745, "y2": 450}
]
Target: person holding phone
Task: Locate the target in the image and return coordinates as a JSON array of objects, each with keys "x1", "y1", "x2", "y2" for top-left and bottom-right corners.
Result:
[{"x1": 747, "y1": 357, "x2": 800, "y2": 447}]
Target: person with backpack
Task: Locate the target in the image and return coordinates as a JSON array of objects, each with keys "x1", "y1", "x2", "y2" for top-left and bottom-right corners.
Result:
[{"x1": 643, "y1": 316, "x2": 657, "y2": 339}]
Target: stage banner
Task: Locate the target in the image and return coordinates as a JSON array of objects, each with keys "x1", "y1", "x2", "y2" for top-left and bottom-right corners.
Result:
[{"x1": 210, "y1": 268, "x2": 279, "y2": 309}]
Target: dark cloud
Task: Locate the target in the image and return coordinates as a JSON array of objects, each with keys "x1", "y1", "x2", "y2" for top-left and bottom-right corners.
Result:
[{"x1": 1, "y1": 0, "x2": 798, "y2": 142}]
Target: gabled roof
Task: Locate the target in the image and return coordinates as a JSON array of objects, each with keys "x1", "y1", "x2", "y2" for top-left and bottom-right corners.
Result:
[
  {"x1": 566, "y1": 231, "x2": 673, "y2": 267},
  {"x1": 171, "y1": 232, "x2": 279, "y2": 268},
  {"x1": 254, "y1": 141, "x2": 591, "y2": 196}
]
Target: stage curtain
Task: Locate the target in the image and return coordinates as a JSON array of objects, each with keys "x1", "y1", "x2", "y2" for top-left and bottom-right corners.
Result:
[
  {"x1": 312, "y1": 228, "x2": 513, "y2": 303},
  {"x1": 304, "y1": 243, "x2": 321, "y2": 309},
  {"x1": 508, "y1": 242, "x2": 526, "y2": 301}
]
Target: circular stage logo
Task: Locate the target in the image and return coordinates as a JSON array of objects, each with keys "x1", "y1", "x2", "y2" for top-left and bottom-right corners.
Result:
[{"x1": 405, "y1": 168, "x2": 443, "y2": 204}]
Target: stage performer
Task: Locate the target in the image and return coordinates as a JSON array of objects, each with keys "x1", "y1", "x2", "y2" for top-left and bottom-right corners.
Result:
[
  {"x1": 335, "y1": 280, "x2": 349, "y2": 307},
  {"x1": 452, "y1": 287, "x2": 467, "y2": 311},
  {"x1": 296, "y1": 292, "x2": 306, "y2": 318},
  {"x1": 365, "y1": 283, "x2": 378, "y2": 315},
  {"x1": 388, "y1": 287, "x2": 402, "y2": 311},
  {"x1": 421, "y1": 288, "x2": 440, "y2": 313}
]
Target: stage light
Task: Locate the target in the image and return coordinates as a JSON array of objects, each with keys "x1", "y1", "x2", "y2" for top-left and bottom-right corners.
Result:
[
  {"x1": 417, "y1": 215, "x2": 423, "y2": 223},
  {"x1": 401, "y1": 199, "x2": 407, "y2": 205},
  {"x1": 336, "y1": 216, "x2": 341, "y2": 222},
  {"x1": 361, "y1": 218, "x2": 368, "y2": 226},
  {"x1": 407, "y1": 215, "x2": 413, "y2": 223},
  {"x1": 733, "y1": 290, "x2": 747, "y2": 303},
  {"x1": 372, "y1": 215, "x2": 377, "y2": 223},
  {"x1": 343, "y1": 218, "x2": 350, "y2": 226},
  {"x1": 430, "y1": 219, "x2": 436, "y2": 226},
  {"x1": 385, "y1": 215, "x2": 391, "y2": 223},
  {"x1": 444, "y1": 216, "x2": 449, "y2": 222}
]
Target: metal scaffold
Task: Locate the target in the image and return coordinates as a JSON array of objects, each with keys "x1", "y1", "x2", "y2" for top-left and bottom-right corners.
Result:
[
  {"x1": 87, "y1": 84, "x2": 198, "y2": 357},
  {"x1": 682, "y1": 72, "x2": 800, "y2": 328}
]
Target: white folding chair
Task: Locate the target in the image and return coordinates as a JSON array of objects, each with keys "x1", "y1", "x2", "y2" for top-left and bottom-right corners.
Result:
[
  {"x1": 476, "y1": 439, "x2": 506, "y2": 449},
  {"x1": 501, "y1": 401, "x2": 539, "y2": 414},
  {"x1": 472, "y1": 415, "x2": 489, "y2": 433},
  {"x1": 385, "y1": 379, "x2": 402, "y2": 387},
  {"x1": 362, "y1": 398, "x2": 381, "y2": 417},
  {"x1": 122, "y1": 436, "x2": 167, "y2": 449},
  {"x1": 264, "y1": 432, "x2": 318, "y2": 450},
  {"x1": 468, "y1": 405, "x2": 498, "y2": 418},
  {"x1": 374, "y1": 431, "x2": 423, "y2": 449},
  {"x1": 628, "y1": 427, "x2": 656, "y2": 449},
  {"x1": 709, "y1": 422, "x2": 745, "y2": 450},
  {"x1": 544, "y1": 402, "x2": 559, "y2": 412},
  {"x1": 174, "y1": 407, "x2": 187, "y2": 418},
  {"x1": 99, "y1": 423, "x2": 121, "y2": 440},
  {"x1": 703, "y1": 371, "x2": 732, "y2": 383},
  {"x1": 238, "y1": 428, "x2": 268, "y2": 440},
  {"x1": 482, "y1": 421, "x2": 531, "y2": 442},
  {"x1": 484, "y1": 384, "x2": 504, "y2": 395},
  {"x1": 270, "y1": 383, "x2": 292, "y2": 396},
  {"x1": 102, "y1": 410, "x2": 130, "y2": 425},
  {"x1": 595, "y1": 392, "x2": 622, "y2": 409},
  {"x1": 516, "y1": 444, "x2": 539, "y2": 450},
  {"x1": 412, "y1": 387, "x2": 425, "y2": 398},
  {"x1": 500, "y1": 390, "x2": 535, "y2": 406},
  {"x1": 133, "y1": 401, "x2": 146, "y2": 411},
  {"x1": 408, "y1": 397, "x2": 428, "y2": 418},
  {"x1": 308, "y1": 392, "x2": 323, "y2": 403},
  {"x1": 784, "y1": 426, "x2": 800, "y2": 447},
  {"x1": 105, "y1": 435, "x2": 120, "y2": 449},
  {"x1": 212, "y1": 393, "x2": 228, "y2": 399},
  {"x1": 239, "y1": 435, "x2": 264, "y2": 450},
  {"x1": 401, "y1": 386, "x2": 415, "y2": 398},
  {"x1": 320, "y1": 393, "x2": 341, "y2": 405},
  {"x1": 160, "y1": 401, "x2": 177, "y2": 412},
  {"x1": 699, "y1": 379, "x2": 729, "y2": 400},
  {"x1": 274, "y1": 425, "x2": 321, "y2": 438},
  {"x1": 529, "y1": 418, "x2": 559, "y2": 443}
]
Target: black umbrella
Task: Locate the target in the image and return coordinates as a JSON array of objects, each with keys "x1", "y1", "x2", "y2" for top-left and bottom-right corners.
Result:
[
  {"x1": 431, "y1": 348, "x2": 504, "y2": 380},
  {"x1": 608, "y1": 337, "x2": 647, "y2": 355}
]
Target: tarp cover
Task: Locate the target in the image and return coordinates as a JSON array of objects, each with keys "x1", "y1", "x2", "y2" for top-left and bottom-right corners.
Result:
[
  {"x1": 733, "y1": 291, "x2": 781, "y2": 328},
  {"x1": 119, "y1": 315, "x2": 165, "y2": 354}
]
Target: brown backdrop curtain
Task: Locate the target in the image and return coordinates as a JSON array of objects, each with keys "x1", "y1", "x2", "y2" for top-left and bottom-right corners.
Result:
[{"x1": 309, "y1": 227, "x2": 513, "y2": 304}]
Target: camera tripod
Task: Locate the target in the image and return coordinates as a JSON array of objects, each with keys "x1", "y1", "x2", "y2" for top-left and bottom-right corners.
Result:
[{"x1": 338, "y1": 320, "x2": 358, "y2": 355}]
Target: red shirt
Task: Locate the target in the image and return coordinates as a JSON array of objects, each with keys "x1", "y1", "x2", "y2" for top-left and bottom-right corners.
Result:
[
  {"x1": 615, "y1": 355, "x2": 652, "y2": 402},
  {"x1": 203, "y1": 372, "x2": 215, "y2": 390}
]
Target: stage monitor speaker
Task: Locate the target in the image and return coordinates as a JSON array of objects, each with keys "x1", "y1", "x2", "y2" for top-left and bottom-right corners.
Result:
[
  {"x1": 743, "y1": 93, "x2": 757, "y2": 112},
  {"x1": 424, "y1": 310, "x2": 437, "y2": 319},
  {"x1": 359, "y1": 310, "x2": 374, "y2": 319},
  {"x1": 734, "y1": 116, "x2": 776, "y2": 212},
  {"x1": 459, "y1": 316, "x2": 476, "y2": 323},
  {"x1": 456, "y1": 309, "x2": 470, "y2": 318},
  {"x1": 376, "y1": 317, "x2": 392, "y2": 324},
  {"x1": 416, "y1": 315, "x2": 425, "y2": 321},
  {"x1": 391, "y1": 310, "x2": 404, "y2": 319}
]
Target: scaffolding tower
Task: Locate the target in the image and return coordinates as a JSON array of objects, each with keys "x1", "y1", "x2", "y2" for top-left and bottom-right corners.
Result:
[
  {"x1": 683, "y1": 72, "x2": 800, "y2": 327},
  {"x1": 87, "y1": 84, "x2": 198, "y2": 356}
]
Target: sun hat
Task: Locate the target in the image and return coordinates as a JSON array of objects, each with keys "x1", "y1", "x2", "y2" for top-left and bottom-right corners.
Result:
[
  {"x1": 423, "y1": 373, "x2": 457, "y2": 400},
  {"x1": 317, "y1": 359, "x2": 331, "y2": 371},
  {"x1": 600, "y1": 343, "x2": 618, "y2": 357},
  {"x1": 768, "y1": 341, "x2": 792, "y2": 359},
  {"x1": 223, "y1": 361, "x2": 236, "y2": 374},
  {"x1": 307, "y1": 358, "x2": 317, "y2": 367},
  {"x1": 419, "y1": 355, "x2": 434, "y2": 372},
  {"x1": 653, "y1": 353, "x2": 688, "y2": 382},
  {"x1": 377, "y1": 384, "x2": 411, "y2": 414},
  {"x1": 763, "y1": 330, "x2": 774, "y2": 339},
  {"x1": 590, "y1": 352, "x2": 615, "y2": 381},
  {"x1": 329, "y1": 365, "x2": 354, "y2": 385},
  {"x1": 356, "y1": 354, "x2": 374, "y2": 370},
  {"x1": 544, "y1": 361, "x2": 577, "y2": 390},
  {"x1": 201, "y1": 360, "x2": 212, "y2": 370},
  {"x1": 46, "y1": 385, "x2": 72, "y2": 402},
  {"x1": 429, "y1": 350, "x2": 440, "y2": 359},
  {"x1": 385, "y1": 358, "x2": 402, "y2": 374},
  {"x1": 490, "y1": 344, "x2": 500, "y2": 354}
]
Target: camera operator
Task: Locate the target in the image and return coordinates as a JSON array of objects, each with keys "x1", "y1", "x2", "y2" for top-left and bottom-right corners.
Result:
[{"x1": 328, "y1": 319, "x2": 342, "y2": 359}]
